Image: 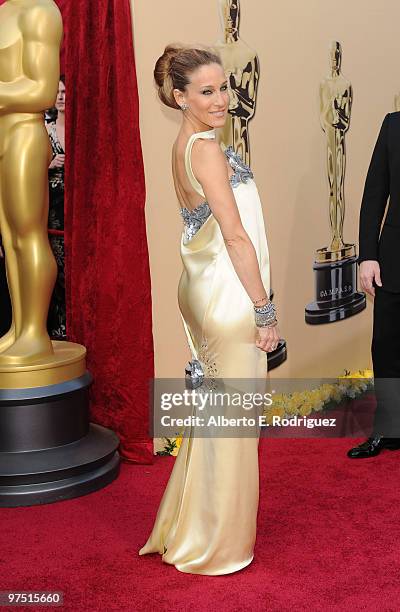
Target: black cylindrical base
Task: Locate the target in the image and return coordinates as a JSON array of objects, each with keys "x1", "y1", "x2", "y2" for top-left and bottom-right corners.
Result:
[
  {"x1": 305, "y1": 256, "x2": 366, "y2": 324},
  {"x1": 267, "y1": 290, "x2": 287, "y2": 369},
  {"x1": 0, "y1": 373, "x2": 120, "y2": 507},
  {"x1": 267, "y1": 340, "x2": 287, "y2": 370}
]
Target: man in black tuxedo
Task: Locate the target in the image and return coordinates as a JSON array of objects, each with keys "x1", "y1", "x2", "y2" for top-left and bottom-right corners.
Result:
[{"x1": 348, "y1": 112, "x2": 400, "y2": 458}]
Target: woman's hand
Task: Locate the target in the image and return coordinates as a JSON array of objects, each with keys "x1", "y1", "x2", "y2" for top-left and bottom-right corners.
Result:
[
  {"x1": 256, "y1": 324, "x2": 281, "y2": 353},
  {"x1": 49, "y1": 154, "x2": 65, "y2": 169}
]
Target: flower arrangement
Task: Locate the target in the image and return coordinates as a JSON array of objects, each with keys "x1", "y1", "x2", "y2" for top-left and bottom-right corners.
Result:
[
  {"x1": 156, "y1": 434, "x2": 183, "y2": 457},
  {"x1": 157, "y1": 369, "x2": 374, "y2": 455},
  {"x1": 262, "y1": 369, "x2": 373, "y2": 424}
]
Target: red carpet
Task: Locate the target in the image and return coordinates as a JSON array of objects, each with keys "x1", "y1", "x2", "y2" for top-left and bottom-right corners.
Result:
[{"x1": 2, "y1": 438, "x2": 400, "y2": 611}]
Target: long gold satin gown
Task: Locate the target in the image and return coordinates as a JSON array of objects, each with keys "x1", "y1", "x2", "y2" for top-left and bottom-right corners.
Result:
[{"x1": 139, "y1": 129, "x2": 271, "y2": 575}]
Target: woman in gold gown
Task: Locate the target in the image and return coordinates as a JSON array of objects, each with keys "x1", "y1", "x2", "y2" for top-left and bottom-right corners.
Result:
[{"x1": 139, "y1": 45, "x2": 281, "y2": 575}]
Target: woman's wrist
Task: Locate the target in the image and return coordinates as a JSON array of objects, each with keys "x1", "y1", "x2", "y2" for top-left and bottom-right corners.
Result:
[
  {"x1": 252, "y1": 294, "x2": 268, "y2": 306},
  {"x1": 253, "y1": 300, "x2": 277, "y2": 328}
]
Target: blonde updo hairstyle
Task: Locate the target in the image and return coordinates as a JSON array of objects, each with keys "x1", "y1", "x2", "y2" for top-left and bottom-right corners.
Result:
[{"x1": 154, "y1": 44, "x2": 223, "y2": 110}]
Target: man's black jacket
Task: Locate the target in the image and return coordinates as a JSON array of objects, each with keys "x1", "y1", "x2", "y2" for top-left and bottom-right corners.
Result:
[{"x1": 359, "y1": 111, "x2": 400, "y2": 292}]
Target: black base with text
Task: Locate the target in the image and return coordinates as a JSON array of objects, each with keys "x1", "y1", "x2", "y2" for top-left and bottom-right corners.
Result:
[{"x1": 305, "y1": 256, "x2": 366, "y2": 324}]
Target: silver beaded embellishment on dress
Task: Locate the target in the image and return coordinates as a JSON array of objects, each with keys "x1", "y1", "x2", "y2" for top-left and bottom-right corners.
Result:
[
  {"x1": 198, "y1": 335, "x2": 219, "y2": 376},
  {"x1": 224, "y1": 146, "x2": 254, "y2": 188},
  {"x1": 183, "y1": 337, "x2": 219, "y2": 393},
  {"x1": 197, "y1": 336, "x2": 219, "y2": 393},
  {"x1": 180, "y1": 201, "x2": 211, "y2": 242},
  {"x1": 179, "y1": 148, "x2": 253, "y2": 241}
]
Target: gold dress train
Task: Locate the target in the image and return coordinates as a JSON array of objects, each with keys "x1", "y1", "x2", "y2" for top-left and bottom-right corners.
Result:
[{"x1": 139, "y1": 129, "x2": 271, "y2": 575}]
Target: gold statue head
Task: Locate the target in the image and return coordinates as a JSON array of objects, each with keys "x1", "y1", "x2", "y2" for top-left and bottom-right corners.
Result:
[
  {"x1": 330, "y1": 41, "x2": 342, "y2": 75},
  {"x1": 218, "y1": 0, "x2": 240, "y2": 41}
]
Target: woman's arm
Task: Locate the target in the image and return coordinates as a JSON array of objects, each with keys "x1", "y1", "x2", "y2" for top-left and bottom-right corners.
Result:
[
  {"x1": 192, "y1": 139, "x2": 269, "y2": 306},
  {"x1": 192, "y1": 139, "x2": 280, "y2": 352}
]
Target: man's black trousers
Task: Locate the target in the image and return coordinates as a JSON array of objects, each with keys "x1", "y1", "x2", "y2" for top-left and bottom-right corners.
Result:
[{"x1": 372, "y1": 286, "x2": 400, "y2": 437}]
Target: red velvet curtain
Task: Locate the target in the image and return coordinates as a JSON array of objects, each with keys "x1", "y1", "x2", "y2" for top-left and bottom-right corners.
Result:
[{"x1": 54, "y1": 0, "x2": 154, "y2": 463}]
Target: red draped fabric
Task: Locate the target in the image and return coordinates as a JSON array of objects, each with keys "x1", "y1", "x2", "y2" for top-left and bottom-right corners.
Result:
[{"x1": 53, "y1": 0, "x2": 154, "y2": 463}]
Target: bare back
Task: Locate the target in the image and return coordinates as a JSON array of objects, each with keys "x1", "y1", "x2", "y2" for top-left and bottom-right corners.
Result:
[{"x1": 172, "y1": 131, "x2": 234, "y2": 212}]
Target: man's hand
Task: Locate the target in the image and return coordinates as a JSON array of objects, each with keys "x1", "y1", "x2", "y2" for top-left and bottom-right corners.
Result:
[{"x1": 359, "y1": 260, "x2": 382, "y2": 297}]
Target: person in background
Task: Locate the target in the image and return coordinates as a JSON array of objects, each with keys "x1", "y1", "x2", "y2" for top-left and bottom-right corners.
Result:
[
  {"x1": 46, "y1": 76, "x2": 66, "y2": 340},
  {"x1": 348, "y1": 112, "x2": 400, "y2": 458},
  {"x1": 0, "y1": 239, "x2": 11, "y2": 337}
]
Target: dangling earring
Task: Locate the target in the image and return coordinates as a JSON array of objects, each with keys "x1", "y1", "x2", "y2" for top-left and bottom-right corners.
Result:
[{"x1": 181, "y1": 103, "x2": 189, "y2": 111}]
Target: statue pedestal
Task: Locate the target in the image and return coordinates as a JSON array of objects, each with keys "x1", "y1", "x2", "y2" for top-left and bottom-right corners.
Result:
[
  {"x1": 305, "y1": 255, "x2": 366, "y2": 324},
  {"x1": 267, "y1": 339, "x2": 287, "y2": 370},
  {"x1": 0, "y1": 342, "x2": 120, "y2": 507},
  {"x1": 266, "y1": 290, "x2": 287, "y2": 369}
]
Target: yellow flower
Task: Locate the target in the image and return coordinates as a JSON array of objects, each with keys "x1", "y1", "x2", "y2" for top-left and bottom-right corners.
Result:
[
  {"x1": 331, "y1": 387, "x2": 343, "y2": 401},
  {"x1": 264, "y1": 405, "x2": 285, "y2": 424},
  {"x1": 261, "y1": 368, "x2": 371, "y2": 422},
  {"x1": 170, "y1": 433, "x2": 184, "y2": 456},
  {"x1": 299, "y1": 403, "x2": 313, "y2": 416},
  {"x1": 320, "y1": 384, "x2": 334, "y2": 400},
  {"x1": 286, "y1": 402, "x2": 301, "y2": 415}
]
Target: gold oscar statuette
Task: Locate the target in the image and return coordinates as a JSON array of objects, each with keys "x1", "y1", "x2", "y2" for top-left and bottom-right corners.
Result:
[
  {"x1": 0, "y1": 0, "x2": 85, "y2": 388},
  {"x1": 395, "y1": 92, "x2": 400, "y2": 112},
  {"x1": 317, "y1": 41, "x2": 355, "y2": 262},
  {"x1": 214, "y1": 0, "x2": 259, "y2": 166},
  {"x1": 0, "y1": 1, "x2": 120, "y2": 508},
  {"x1": 305, "y1": 42, "x2": 365, "y2": 324}
]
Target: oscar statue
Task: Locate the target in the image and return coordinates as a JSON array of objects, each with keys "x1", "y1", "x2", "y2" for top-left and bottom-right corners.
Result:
[
  {"x1": 0, "y1": 0, "x2": 119, "y2": 507},
  {"x1": 215, "y1": 0, "x2": 286, "y2": 368},
  {"x1": 395, "y1": 92, "x2": 400, "y2": 111},
  {"x1": 214, "y1": 0, "x2": 259, "y2": 166},
  {"x1": 305, "y1": 42, "x2": 365, "y2": 324}
]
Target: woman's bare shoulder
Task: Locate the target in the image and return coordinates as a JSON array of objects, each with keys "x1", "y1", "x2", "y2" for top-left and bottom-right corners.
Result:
[
  {"x1": 191, "y1": 138, "x2": 227, "y2": 177},
  {"x1": 191, "y1": 137, "x2": 222, "y2": 155}
]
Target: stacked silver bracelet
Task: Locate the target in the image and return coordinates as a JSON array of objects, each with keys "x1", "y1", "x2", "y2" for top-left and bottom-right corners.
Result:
[{"x1": 254, "y1": 301, "x2": 277, "y2": 328}]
